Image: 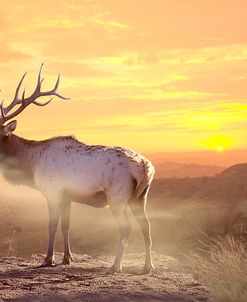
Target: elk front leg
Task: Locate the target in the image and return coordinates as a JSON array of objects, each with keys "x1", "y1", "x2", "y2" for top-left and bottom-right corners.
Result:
[
  {"x1": 41, "y1": 201, "x2": 61, "y2": 267},
  {"x1": 61, "y1": 201, "x2": 73, "y2": 265},
  {"x1": 110, "y1": 206, "x2": 131, "y2": 273}
]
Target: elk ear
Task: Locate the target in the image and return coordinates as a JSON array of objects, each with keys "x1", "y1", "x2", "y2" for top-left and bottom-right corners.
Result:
[{"x1": 3, "y1": 120, "x2": 17, "y2": 136}]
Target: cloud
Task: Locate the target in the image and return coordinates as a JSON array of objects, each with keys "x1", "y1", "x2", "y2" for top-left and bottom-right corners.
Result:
[
  {"x1": 0, "y1": 43, "x2": 31, "y2": 62},
  {"x1": 91, "y1": 13, "x2": 132, "y2": 31},
  {"x1": 48, "y1": 61, "x2": 115, "y2": 77}
]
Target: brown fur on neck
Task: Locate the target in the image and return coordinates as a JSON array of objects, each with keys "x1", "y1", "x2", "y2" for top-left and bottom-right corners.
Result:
[{"x1": 0, "y1": 134, "x2": 38, "y2": 187}]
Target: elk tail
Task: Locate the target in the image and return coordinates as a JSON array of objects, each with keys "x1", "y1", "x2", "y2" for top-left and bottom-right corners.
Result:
[{"x1": 135, "y1": 160, "x2": 155, "y2": 199}]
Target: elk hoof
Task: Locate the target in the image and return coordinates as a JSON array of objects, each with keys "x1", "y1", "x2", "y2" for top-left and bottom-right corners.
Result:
[
  {"x1": 38, "y1": 257, "x2": 56, "y2": 268},
  {"x1": 142, "y1": 264, "x2": 154, "y2": 274},
  {"x1": 62, "y1": 255, "x2": 74, "y2": 265},
  {"x1": 109, "y1": 265, "x2": 122, "y2": 274}
]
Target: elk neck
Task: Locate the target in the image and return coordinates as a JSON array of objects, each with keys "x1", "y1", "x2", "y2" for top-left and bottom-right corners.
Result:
[{"x1": 0, "y1": 133, "x2": 42, "y2": 176}]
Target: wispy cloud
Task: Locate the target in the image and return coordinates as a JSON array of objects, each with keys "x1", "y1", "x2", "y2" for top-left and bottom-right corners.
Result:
[{"x1": 0, "y1": 43, "x2": 31, "y2": 62}]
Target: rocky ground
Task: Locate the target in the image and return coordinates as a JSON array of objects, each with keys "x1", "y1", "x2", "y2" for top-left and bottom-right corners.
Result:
[{"x1": 0, "y1": 253, "x2": 211, "y2": 302}]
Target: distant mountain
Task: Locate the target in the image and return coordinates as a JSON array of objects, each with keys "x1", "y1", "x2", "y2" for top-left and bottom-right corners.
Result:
[
  {"x1": 151, "y1": 163, "x2": 247, "y2": 203},
  {"x1": 155, "y1": 161, "x2": 225, "y2": 178},
  {"x1": 146, "y1": 149, "x2": 247, "y2": 167},
  {"x1": 198, "y1": 163, "x2": 247, "y2": 202},
  {"x1": 219, "y1": 163, "x2": 247, "y2": 178}
]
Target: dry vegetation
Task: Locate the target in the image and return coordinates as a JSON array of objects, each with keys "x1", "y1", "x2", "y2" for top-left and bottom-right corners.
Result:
[{"x1": 185, "y1": 235, "x2": 247, "y2": 302}]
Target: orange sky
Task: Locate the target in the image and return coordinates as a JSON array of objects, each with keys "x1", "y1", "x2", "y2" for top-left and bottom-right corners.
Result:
[{"x1": 1, "y1": 0, "x2": 247, "y2": 153}]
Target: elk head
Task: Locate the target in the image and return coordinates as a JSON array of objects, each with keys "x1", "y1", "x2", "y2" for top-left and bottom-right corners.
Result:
[{"x1": 0, "y1": 63, "x2": 69, "y2": 138}]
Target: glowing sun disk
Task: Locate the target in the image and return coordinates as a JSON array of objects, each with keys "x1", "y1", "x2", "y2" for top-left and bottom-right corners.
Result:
[{"x1": 216, "y1": 146, "x2": 224, "y2": 152}]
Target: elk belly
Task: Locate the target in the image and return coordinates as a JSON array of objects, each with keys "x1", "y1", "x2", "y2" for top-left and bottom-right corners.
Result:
[{"x1": 64, "y1": 190, "x2": 108, "y2": 208}]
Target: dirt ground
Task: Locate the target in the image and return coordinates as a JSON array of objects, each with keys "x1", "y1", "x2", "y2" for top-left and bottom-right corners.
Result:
[{"x1": 0, "y1": 253, "x2": 211, "y2": 302}]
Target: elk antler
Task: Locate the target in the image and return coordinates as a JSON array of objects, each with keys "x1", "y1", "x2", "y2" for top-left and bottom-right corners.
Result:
[{"x1": 0, "y1": 63, "x2": 69, "y2": 125}]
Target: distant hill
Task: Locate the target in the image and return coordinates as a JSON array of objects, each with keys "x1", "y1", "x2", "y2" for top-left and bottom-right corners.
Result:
[
  {"x1": 146, "y1": 149, "x2": 247, "y2": 167},
  {"x1": 151, "y1": 163, "x2": 247, "y2": 203},
  {"x1": 198, "y1": 163, "x2": 247, "y2": 203},
  {"x1": 155, "y1": 161, "x2": 224, "y2": 178}
]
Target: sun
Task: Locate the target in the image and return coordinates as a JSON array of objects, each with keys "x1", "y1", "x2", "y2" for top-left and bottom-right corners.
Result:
[
  {"x1": 203, "y1": 135, "x2": 232, "y2": 153},
  {"x1": 216, "y1": 146, "x2": 224, "y2": 152}
]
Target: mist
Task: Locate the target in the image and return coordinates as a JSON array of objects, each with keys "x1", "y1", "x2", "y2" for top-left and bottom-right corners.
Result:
[{"x1": 1, "y1": 172, "x2": 245, "y2": 259}]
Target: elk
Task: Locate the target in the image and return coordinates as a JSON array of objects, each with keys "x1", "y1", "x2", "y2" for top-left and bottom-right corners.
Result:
[{"x1": 0, "y1": 65, "x2": 155, "y2": 273}]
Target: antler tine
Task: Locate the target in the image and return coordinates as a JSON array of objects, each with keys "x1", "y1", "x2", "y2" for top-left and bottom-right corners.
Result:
[
  {"x1": 52, "y1": 74, "x2": 70, "y2": 100},
  {"x1": 0, "y1": 101, "x2": 6, "y2": 125},
  {"x1": 33, "y1": 98, "x2": 53, "y2": 107},
  {"x1": 4, "y1": 72, "x2": 27, "y2": 113},
  {"x1": 53, "y1": 92, "x2": 70, "y2": 100},
  {"x1": 22, "y1": 89, "x2": 25, "y2": 100},
  {"x1": 53, "y1": 74, "x2": 60, "y2": 92},
  {"x1": 0, "y1": 101, "x2": 5, "y2": 118},
  {"x1": 36, "y1": 63, "x2": 44, "y2": 92},
  {"x1": 14, "y1": 72, "x2": 27, "y2": 101}
]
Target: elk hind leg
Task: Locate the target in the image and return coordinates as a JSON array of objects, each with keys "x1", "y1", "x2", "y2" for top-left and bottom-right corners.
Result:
[
  {"x1": 110, "y1": 205, "x2": 131, "y2": 273},
  {"x1": 129, "y1": 188, "x2": 153, "y2": 273}
]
